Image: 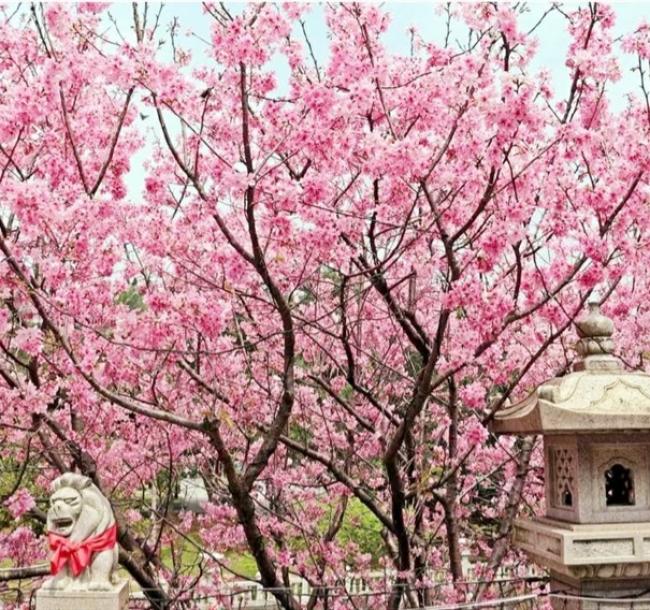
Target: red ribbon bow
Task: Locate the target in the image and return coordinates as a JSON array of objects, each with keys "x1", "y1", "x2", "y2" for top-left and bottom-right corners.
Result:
[{"x1": 48, "y1": 523, "x2": 117, "y2": 576}]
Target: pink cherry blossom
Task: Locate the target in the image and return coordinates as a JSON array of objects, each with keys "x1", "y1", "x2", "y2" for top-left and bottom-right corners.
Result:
[
  {"x1": 1, "y1": 3, "x2": 650, "y2": 609},
  {"x1": 4, "y1": 489, "x2": 35, "y2": 520}
]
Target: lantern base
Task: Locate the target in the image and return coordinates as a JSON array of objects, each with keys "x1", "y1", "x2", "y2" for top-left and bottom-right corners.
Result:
[
  {"x1": 549, "y1": 574, "x2": 650, "y2": 610},
  {"x1": 35, "y1": 580, "x2": 128, "y2": 610}
]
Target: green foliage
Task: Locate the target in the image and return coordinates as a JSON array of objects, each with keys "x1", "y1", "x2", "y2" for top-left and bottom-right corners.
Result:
[
  {"x1": 339, "y1": 383, "x2": 354, "y2": 401},
  {"x1": 404, "y1": 349, "x2": 423, "y2": 379},
  {"x1": 115, "y1": 285, "x2": 145, "y2": 311},
  {"x1": 288, "y1": 422, "x2": 313, "y2": 445},
  {"x1": 336, "y1": 498, "x2": 384, "y2": 563}
]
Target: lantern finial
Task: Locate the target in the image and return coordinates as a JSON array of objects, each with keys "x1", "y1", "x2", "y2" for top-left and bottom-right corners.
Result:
[{"x1": 574, "y1": 302, "x2": 619, "y2": 370}]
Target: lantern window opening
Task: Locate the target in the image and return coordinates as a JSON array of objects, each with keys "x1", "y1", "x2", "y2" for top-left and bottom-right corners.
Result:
[{"x1": 605, "y1": 463, "x2": 635, "y2": 506}]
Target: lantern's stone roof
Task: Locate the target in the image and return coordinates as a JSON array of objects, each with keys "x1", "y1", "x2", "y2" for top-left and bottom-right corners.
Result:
[{"x1": 491, "y1": 304, "x2": 650, "y2": 435}]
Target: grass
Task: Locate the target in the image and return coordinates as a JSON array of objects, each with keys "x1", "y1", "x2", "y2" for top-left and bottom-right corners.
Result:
[
  {"x1": 159, "y1": 534, "x2": 203, "y2": 575},
  {"x1": 226, "y1": 552, "x2": 259, "y2": 579},
  {"x1": 157, "y1": 531, "x2": 258, "y2": 580}
]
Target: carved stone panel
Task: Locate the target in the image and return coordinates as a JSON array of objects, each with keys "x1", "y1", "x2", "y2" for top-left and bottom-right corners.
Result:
[
  {"x1": 551, "y1": 447, "x2": 577, "y2": 509},
  {"x1": 572, "y1": 539, "x2": 635, "y2": 560},
  {"x1": 546, "y1": 437, "x2": 580, "y2": 522}
]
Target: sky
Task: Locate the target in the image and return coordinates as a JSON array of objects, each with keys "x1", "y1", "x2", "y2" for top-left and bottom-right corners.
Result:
[
  {"x1": 136, "y1": 2, "x2": 648, "y2": 108},
  {"x1": 103, "y1": 1, "x2": 650, "y2": 194}
]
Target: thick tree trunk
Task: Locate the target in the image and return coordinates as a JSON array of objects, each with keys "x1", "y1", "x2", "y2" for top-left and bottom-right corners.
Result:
[{"x1": 204, "y1": 422, "x2": 301, "y2": 610}]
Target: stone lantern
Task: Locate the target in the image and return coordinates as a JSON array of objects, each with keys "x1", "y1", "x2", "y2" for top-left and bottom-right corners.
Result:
[{"x1": 491, "y1": 303, "x2": 650, "y2": 609}]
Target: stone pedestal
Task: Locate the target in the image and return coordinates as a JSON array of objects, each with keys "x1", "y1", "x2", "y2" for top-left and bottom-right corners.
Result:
[
  {"x1": 512, "y1": 517, "x2": 650, "y2": 572},
  {"x1": 513, "y1": 517, "x2": 650, "y2": 610},
  {"x1": 35, "y1": 581, "x2": 129, "y2": 610}
]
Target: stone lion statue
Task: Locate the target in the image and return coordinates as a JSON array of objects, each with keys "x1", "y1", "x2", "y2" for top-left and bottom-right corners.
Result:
[{"x1": 43, "y1": 473, "x2": 118, "y2": 591}]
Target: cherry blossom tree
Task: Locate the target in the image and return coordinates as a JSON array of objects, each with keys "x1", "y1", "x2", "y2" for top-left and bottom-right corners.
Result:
[{"x1": 2, "y1": 3, "x2": 650, "y2": 610}]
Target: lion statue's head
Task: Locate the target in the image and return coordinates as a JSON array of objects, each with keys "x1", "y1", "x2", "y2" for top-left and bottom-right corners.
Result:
[{"x1": 46, "y1": 474, "x2": 115, "y2": 543}]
